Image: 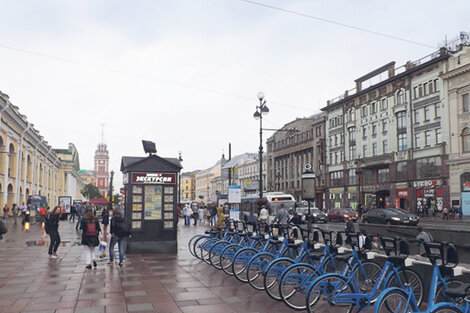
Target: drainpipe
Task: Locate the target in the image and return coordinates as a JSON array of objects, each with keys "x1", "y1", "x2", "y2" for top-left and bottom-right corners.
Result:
[{"x1": 16, "y1": 122, "x2": 31, "y2": 203}]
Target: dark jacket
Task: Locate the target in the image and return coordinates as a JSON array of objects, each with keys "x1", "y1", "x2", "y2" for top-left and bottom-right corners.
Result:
[
  {"x1": 80, "y1": 218, "x2": 101, "y2": 246},
  {"x1": 101, "y1": 208, "x2": 110, "y2": 225},
  {"x1": 110, "y1": 216, "x2": 127, "y2": 238},
  {"x1": 46, "y1": 213, "x2": 60, "y2": 232}
]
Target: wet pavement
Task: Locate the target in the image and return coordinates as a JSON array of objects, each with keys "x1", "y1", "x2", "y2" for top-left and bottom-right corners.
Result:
[{"x1": 0, "y1": 219, "x2": 301, "y2": 313}]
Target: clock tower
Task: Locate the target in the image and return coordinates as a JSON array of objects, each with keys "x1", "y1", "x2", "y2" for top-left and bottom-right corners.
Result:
[{"x1": 94, "y1": 143, "x2": 109, "y2": 197}]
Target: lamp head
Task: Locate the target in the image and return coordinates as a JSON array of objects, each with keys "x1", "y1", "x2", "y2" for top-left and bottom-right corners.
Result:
[
  {"x1": 257, "y1": 91, "x2": 265, "y2": 101},
  {"x1": 261, "y1": 105, "x2": 269, "y2": 115},
  {"x1": 253, "y1": 111, "x2": 261, "y2": 120}
]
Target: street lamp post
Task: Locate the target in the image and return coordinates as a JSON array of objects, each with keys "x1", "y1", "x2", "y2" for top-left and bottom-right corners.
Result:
[
  {"x1": 108, "y1": 170, "x2": 114, "y2": 210},
  {"x1": 253, "y1": 91, "x2": 269, "y2": 199},
  {"x1": 302, "y1": 167, "x2": 316, "y2": 217},
  {"x1": 356, "y1": 154, "x2": 363, "y2": 212}
]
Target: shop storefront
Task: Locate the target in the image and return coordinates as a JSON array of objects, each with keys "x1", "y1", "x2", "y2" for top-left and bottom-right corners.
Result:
[
  {"x1": 460, "y1": 173, "x2": 470, "y2": 215},
  {"x1": 414, "y1": 179, "x2": 444, "y2": 213},
  {"x1": 121, "y1": 154, "x2": 182, "y2": 254},
  {"x1": 328, "y1": 187, "x2": 344, "y2": 209}
]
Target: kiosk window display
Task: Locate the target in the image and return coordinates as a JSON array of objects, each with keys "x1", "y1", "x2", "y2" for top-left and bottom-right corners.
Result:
[{"x1": 121, "y1": 154, "x2": 182, "y2": 254}]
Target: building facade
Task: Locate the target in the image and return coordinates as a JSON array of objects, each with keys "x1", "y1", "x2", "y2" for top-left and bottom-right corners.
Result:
[
  {"x1": 266, "y1": 113, "x2": 326, "y2": 207},
  {"x1": 194, "y1": 155, "x2": 226, "y2": 203},
  {"x1": 237, "y1": 154, "x2": 266, "y2": 197},
  {"x1": 0, "y1": 90, "x2": 83, "y2": 213},
  {"x1": 444, "y1": 40, "x2": 470, "y2": 212},
  {"x1": 324, "y1": 48, "x2": 451, "y2": 212},
  {"x1": 78, "y1": 142, "x2": 110, "y2": 197},
  {"x1": 54, "y1": 143, "x2": 86, "y2": 201},
  {"x1": 180, "y1": 171, "x2": 197, "y2": 203}
]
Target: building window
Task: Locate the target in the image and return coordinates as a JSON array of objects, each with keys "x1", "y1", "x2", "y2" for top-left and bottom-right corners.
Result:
[
  {"x1": 370, "y1": 102, "x2": 377, "y2": 114},
  {"x1": 349, "y1": 145, "x2": 356, "y2": 160},
  {"x1": 396, "y1": 111, "x2": 407, "y2": 130},
  {"x1": 414, "y1": 110, "x2": 420, "y2": 123},
  {"x1": 415, "y1": 133, "x2": 421, "y2": 148},
  {"x1": 361, "y1": 106, "x2": 368, "y2": 118},
  {"x1": 429, "y1": 80, "x2": 434, "y2": 93},
  {"x1": 462, "y1": 128, "x2": 470, "y2": 152},
  {"x1": 425, "y1": 131, "x2": 431, "y2": 146},
  {"x1": 436, "y1": 129, "x2": 441, "y2": 145},
  {"x1": 416, "y1": 156, "x2": 441, "y2": 178},
  {"x1": 434, "y1": 79, "x2": 439, "y2": 92},
  {"x1": 363, "y1": 145, "x2": 367, "y2": 157},
  {"x1": 364, "y1": 169, "x2": 373, "y2": 183},
  {"x1": 382, "y1": 120, "x2": 388, "y2": 133},
  {"x1": 397, "y1": 90, "x2": 405, "y2": 104},
  {"x1": 413, "y1": 87, "x2": 418, "y2": 99},
  {"x1": 435, "y1": 104, "x2": 441, "y2": 119},
  {"x1": 349, "y1": 127, "x2": 356, "y2": 145},
  {"x1": 381, "y1": 98, "x2": 388, "y2": 111},
  {"x1": 383, "y1": 140, "x2": 388, "y2": 153},
  {"x1": 348, "y1": 109, "x2": 356, "y2": 122},
  {"x1": 424, "y1": 106, "x2": 430, "y2": 121},
  {"x1": 396, "y1": 161, "x2": 408, "y2": 181},
  {"x1": 348, "y1": 169, "x2": 357, "y2": 185},
  {"x1": 362, "y1": 125, "x2": 367, "y2": 138},
  {"x1": 372, "y1": 123, "x2": 377, "y2": 136},
  {"x1": 378, "y1": 168, "x2": 389, "y2": 183},
  {"x1": 463, "y1": 94, "x2": 470, "y2": 113},
  {"x1": 423, "y1": 82, "x2": 428, "y2": 96},
  {"x1": 398, "y1": 133, "x2": 407, "y2": 151},
  {"x1": 372, "y1": 143, "x2": 377, "y2": 156},
  {"x1": 330, "y1": 171, "x2": 344, "y2": 187}
]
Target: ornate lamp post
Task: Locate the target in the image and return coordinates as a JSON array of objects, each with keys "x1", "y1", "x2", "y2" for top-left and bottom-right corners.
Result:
[
  {"x1": 253, "y1": 91, "x2": 269, "y2": 199},
  {"x1": 302, "y1": 164, "x2": 316, "y2": 216}
]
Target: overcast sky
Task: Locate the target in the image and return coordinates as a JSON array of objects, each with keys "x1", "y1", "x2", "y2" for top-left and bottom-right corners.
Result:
[{"x1": 0, "y1": 0, "x2": 468, "y2": 188}]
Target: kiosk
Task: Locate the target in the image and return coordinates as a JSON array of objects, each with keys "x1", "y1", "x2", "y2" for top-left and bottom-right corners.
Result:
[{"x1": 121, "y1": 154, "x2": 182, "y2": 253}]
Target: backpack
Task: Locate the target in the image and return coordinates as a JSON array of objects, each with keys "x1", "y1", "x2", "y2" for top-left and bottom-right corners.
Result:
[
  {"x1": 86, "y1": 221, "x2": 98, "y2": 236},
  {"x1": 0, "y1": 219, "x2": 7, "y2": 235}
]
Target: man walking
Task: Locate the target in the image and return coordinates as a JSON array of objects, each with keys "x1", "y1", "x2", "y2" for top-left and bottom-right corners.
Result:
[
  {"x1": 12, "y1": 204, "x2": 19, "y2": 225},
  {"x1": 274, "y1": 204, "x2": 289, "y2": 225},
  {"x1": 3, "y1": 205, "x2": 9, "y2": 225},
  {"x1": 20, "y1": 203, "x2": 27, "y2": 225}
]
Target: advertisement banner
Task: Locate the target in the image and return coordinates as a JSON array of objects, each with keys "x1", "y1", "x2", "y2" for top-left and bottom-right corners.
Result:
[
  {"x1": 58, "y1": 196, "x2": 72, "y2": 214},
  {"x1": 131, "y1": 172, "x2": 176, "y2": 185},
  {"x1": 462, "y1": 193, "x2": 470, "y2": 216}
]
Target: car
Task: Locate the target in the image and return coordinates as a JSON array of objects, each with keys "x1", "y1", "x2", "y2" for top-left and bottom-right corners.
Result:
[
  {"x1": 362, "y1": 208, "x2": 419, "y2": 225},
  {"x1": 327, "y1": 208, "x2": 358, "y2": 222},
  {"x1": 296, "y1": 207, "x2": 327, "y2": 223}
]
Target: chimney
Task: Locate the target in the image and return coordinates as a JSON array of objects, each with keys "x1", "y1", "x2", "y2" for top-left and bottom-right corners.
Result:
[
  {"x1": 388, "y1": 64, "x2": 395, "y2": 78},
  {"x1": 356, "y1": 81, "x2": 362, "y2": 92}
]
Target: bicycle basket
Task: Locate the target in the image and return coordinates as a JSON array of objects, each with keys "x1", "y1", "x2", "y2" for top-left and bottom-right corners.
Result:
[
  {"x1": 237, "y1": 222, "x2": 244, "y2": 232},
  {"x1": 247, "y1": 224, "x2": 254, "y2": 233},
  {"x1": 446, "y1": 243, "x2": 459, "y2": 268},
  {"x1": 309, "y1": 230, "x2": 320, "y2": 243},
  {"x1": 259, "y1": 224, "x2": 266, "y2": 235},
  {"x1": 424, "y1": 242, "x2": 444, "y2": 265},
  {"x1": 335, "y1": 232, "x2": 343, "y2": 246},
  {"x1": 271, "y1": 226, "x2": 279, "y2": 237},
  {"x1": 229, "y1": 220, "x2": 235, "y2": 230}
]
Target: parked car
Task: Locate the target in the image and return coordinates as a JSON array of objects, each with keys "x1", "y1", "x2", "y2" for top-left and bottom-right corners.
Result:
[
  {"x1": 296, "y1": 207, "x2": 327, "y2": 223},
  {"x1": 362, "y1": 208, "x2": 419, "y2": 225},
  {"x1": 327, "y1": 208, "x2": 358, "y2": 222}
]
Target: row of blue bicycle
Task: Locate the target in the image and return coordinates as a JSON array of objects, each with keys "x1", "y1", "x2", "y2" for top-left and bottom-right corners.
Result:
[{"x1": 188, "y1": 219, "x2": 470, "y2": 313}]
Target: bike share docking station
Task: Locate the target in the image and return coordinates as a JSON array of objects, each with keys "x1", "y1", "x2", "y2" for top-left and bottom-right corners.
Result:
[{"x1": 121, "y1": 141, "x2": 182, "y2": 253}]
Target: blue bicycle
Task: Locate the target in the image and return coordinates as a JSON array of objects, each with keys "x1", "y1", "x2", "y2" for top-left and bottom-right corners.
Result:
[
  {"x1": 374, "y1": 241, "x2": 469, "y2": 313},
  {"x1": 305, "y1": 236, "x2": 424, "y2": 313}
]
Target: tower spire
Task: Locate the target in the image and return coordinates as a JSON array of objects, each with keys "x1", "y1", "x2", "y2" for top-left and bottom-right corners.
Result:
[{"x1": 100, "y1": 123, "x2": 105, "y2": 144}]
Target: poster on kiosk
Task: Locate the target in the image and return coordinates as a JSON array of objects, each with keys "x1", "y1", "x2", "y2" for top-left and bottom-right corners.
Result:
[{"x1": 121, "y1": 151, "x2": 182, "y2": 254}]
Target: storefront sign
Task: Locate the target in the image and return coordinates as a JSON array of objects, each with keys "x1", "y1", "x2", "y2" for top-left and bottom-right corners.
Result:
[
  {"x1": 228, "y1": 185, "x2": 242, "y2": 203},
  {"x1": 397, "y1": 190, "x2": 408, "y2": 198},
  {"x1": 131, "y1": 172, "x2": 176, "y2": 184},
  {"x1": 413, "y1": 179, "x2": 442, "y2": 189}
]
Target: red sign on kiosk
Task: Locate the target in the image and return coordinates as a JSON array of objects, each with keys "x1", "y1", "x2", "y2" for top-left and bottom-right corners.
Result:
[{"x1": 131, "y1": 172, "x2": 176, "y2": 185}]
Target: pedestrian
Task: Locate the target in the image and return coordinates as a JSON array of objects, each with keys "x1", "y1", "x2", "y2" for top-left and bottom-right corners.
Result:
[
  {"x1": 442, "y1": 206, "x2": 449, "y2": 220},
  {"x1": 108, "y1": 208, "x2": 129, "y2": 267},
  {"x1": 39, "y1": 205, "x2": 46, "y2": 227},
  {"x1": 20, "y1": 202, "x2": 27, "y2": 225},
  {"x1": 192, "y1": 206, "x2": 199, "y2": 226},
  {"x1": 76, "y1": 203, "x2": 85, "y2": 230},
  {"x1": 184, "y1": 204, "x2": 192, "y2": 226},
  {"x1": 198, "y1": 206, "x2": 204, "y2": 225},
  {"x1": 258, "y1": 205, "x2": 269, "y2": 225},
  {"x1": 0, "y1": 218, "x2": 7, "y2": 240},
  {"x1": 12, "y1": 204, "x2": 18, "y2": 225},
  {"x1": 274, "y1": 204, "x2": 289, "y2": 225},
  {"x1": 289, "y1": 211, "x2": 301, "y2": 225},
  {"x1": 345, "y1": 216, "x2": 355, "y2": 234},
  {"x1": 2, "y1": 204, "x2": 9, "y2": 225},
  {"x1": 80, "y1": 210, "x2": 101, "y2": 269},
  {"x1": 101, "y1": 206, "x2": 110, "y2": 241},
  {"x1": 458, "y1": 205, "x2": 463, "y2": 219},
  {"x1": 45, "y1": 206, "x2": 62, "y2": 259},
  {"x1": 204, "y1": 206, "x2": 211, "y2": 226},
  {"x1": 69, "y1": 204, "x2": 77, "y2": 223},
  {"x1": 176, "y1": 205, "x2": 182, "y2": 225},
  {"x1": 213, "y1": 206, "x2": 226, "y2": 229},
  {"x1": 210, "y1": 206, "x2": 217, "y2": 226},
  {"x1": 416, "y1": 227, "x2": 433, "y2": 257}
]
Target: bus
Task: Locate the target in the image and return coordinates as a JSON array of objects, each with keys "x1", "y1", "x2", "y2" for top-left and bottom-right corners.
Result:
[{"x1": 264, "y1": 192, "x2": 296, "y2": 216}]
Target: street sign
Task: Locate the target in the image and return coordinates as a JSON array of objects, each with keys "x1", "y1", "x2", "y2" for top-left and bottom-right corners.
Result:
[{"x1": 228, "y1": 185, "x2": 241, "y2": 203}]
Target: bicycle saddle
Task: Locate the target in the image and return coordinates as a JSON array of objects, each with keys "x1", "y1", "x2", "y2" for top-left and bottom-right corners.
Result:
[{"x1": 445, "y1": 283, "x2": 470, "y2": 298}]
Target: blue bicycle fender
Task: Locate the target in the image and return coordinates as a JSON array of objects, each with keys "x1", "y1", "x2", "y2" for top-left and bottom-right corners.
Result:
[
  {"x1": 306, "y1": 273, "x2": 349, "y2": 295},
  {"x1": 430, "y1": 302, "x2": 464, "y2": 313}
]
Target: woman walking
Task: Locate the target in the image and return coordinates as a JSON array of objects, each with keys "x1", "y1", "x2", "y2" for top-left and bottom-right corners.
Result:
[
  {"x1": 45, "y1": 206, "x2": 61, "y2": 259},
  {"x1": 101, "y1": 207, "x2": 110, "y2": 241},
  {"x1": 80, "y1": 210, "x2": 101, "y2": 269},
  {"x1": 108, "y1": 209, "x2": 129, "y2": 267}
]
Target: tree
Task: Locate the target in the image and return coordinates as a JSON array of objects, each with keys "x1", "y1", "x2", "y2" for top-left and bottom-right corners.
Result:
[{"x1": 81, "y1": 183, "x2": 103, "y2": 200}]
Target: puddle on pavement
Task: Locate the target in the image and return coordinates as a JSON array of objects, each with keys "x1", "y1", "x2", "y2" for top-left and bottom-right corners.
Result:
[{"x1": 25, "y1": 239, "x2": 76, "y2": 247}]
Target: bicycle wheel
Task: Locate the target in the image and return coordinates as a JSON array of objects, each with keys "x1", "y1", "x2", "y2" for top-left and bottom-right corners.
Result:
[
  {"x1": 386, "y1": 269, "x2": 424, "y2": 306},
  {"x1": 324, "y1": 256, "x2": 349, "y2": 274},
  {"x1": 264, "y1": 258, "x2": 294, "y2": 301},
  {"x1": 194, "y1": 236, "x2": 211, "y2": 260},
  {"x1": 246, "y1": 252, "x2": 274, "y2": 290},
  {"x1": 221, "y1": 244, "x2": 241, "y2": 276},
  {"x1": 233, "y1": 248, "x2": 258, "y2": 283},
  {"x1": 352, "y1": 261, "x2": 382, "y2": 302},
  {"x1": 430, "y1": 305, "x2": 463, "y2": 313},
  {"x1": 375, "y1": 289, "x2": 415, "y2": 313},
  {"x1": 279, "y1": 263, "x2": 318, "y2": 311},
  {"x1": 200, "y1": 238, "x2": 217, "y2": 264},
  {"x1": 436, "y1": 279, "x2": 465, "y2": 303},
  {"x1": 209, "y1": 241, "x2": 229, "y2": 269},
  {"x1": 188, "y1": 235, "x2": 202, "y2": 257},
  {"x1": 306, "y1": 274, "x2": 355, "y2": 313}
]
